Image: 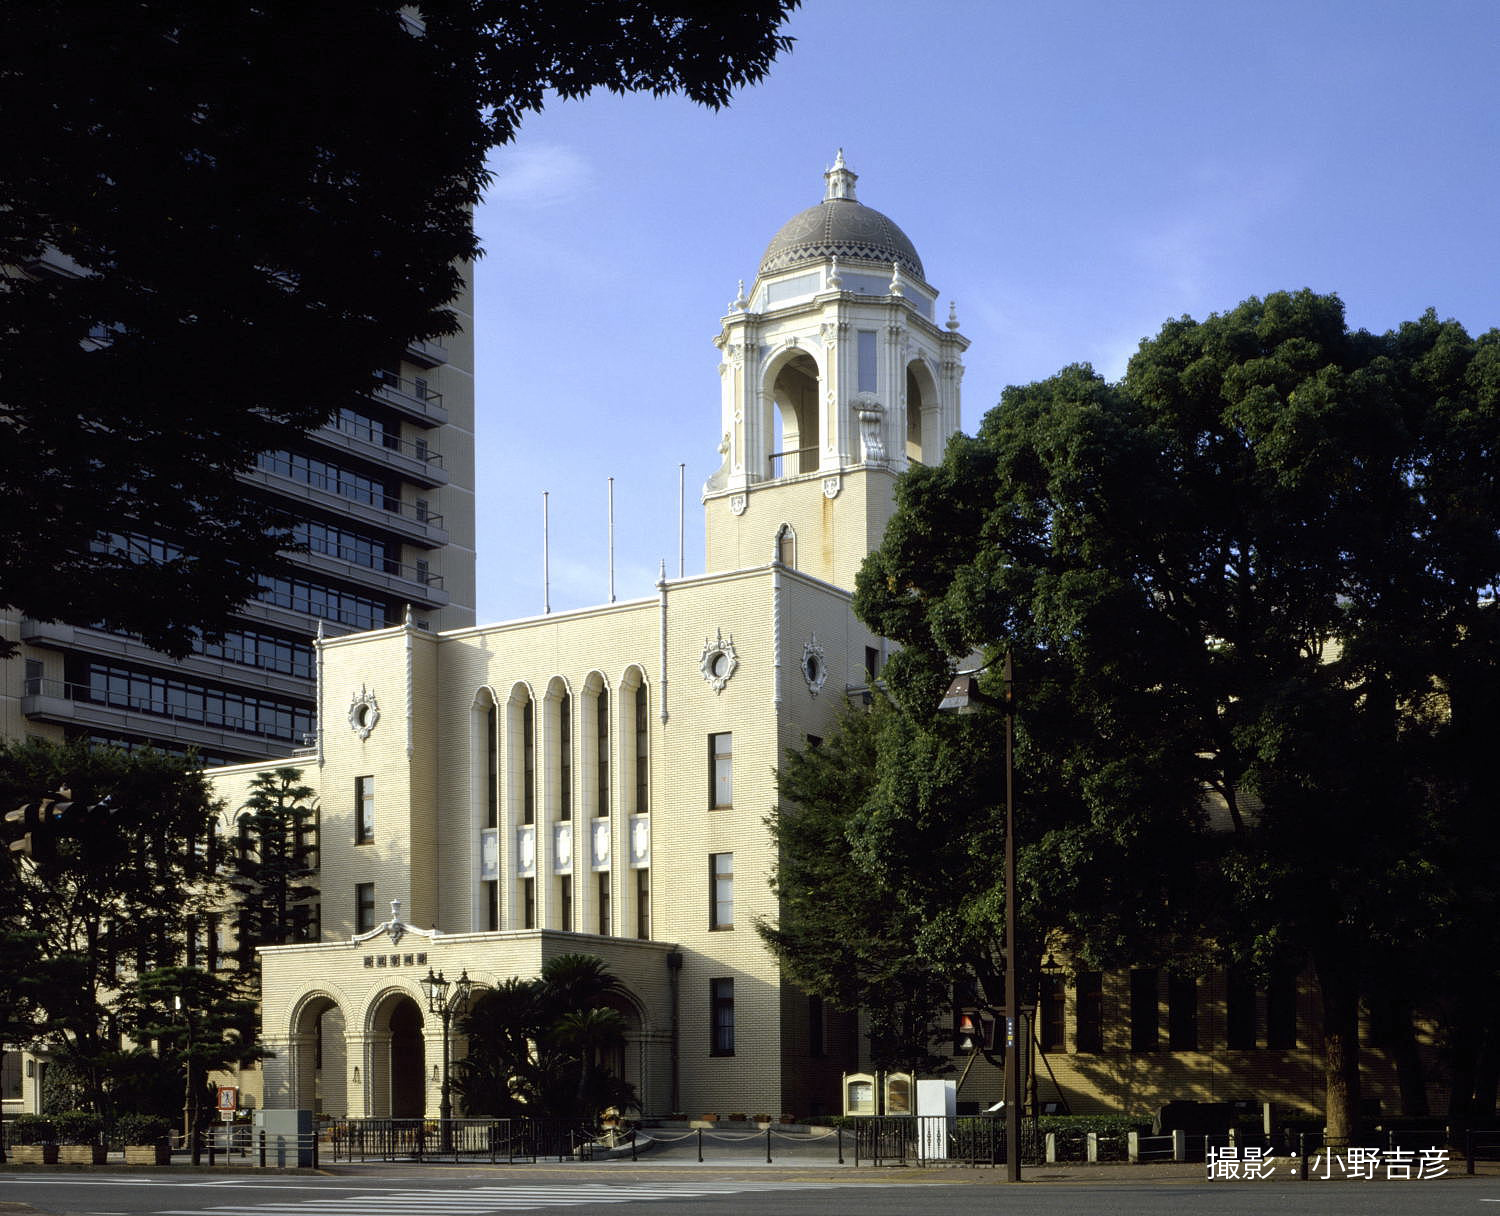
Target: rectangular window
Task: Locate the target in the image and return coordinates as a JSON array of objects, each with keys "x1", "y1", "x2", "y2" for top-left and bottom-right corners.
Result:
[
  {"x1": 809, "y1": 995, "x2": 827, "y2": 1057},
  {"x1": 596, "y1": 690, "x2": 610, "y2": 817},
  {"x1": 711, "y1": 978, "x2": 735, "y2": 1056},
  {"x1": 710, "y1": 733, "x2": 733, "y2": 808},
  {"x1": 1227, "y1": 967, "x2": 1257, "y2": 1049},
  {"x1": 1130, "y1": 968, "x2": 1159, "y2": 1052},
  {"x1": 1168, "y1": 971, "x2": 1198, "y2": 1051},
  {"x1": 558, "y1": 875, "x2": 572, "y2": 931},
  {"x1": 857, "y1": 329, "x2": 878, "y2": 393},
  {"x1": 636, "y1": 868, "x2": 650, "y2": 940},
  {"x1": 483, "y1": 880, "x2": 498, "y2": 932},
  {"x1": 634, "y1": 685, "x2": 649, "y2": 814},
  {"x1": 1075, "y1": 971, "x2": 1103, "y2": 1053},
  {"x1": 558, "y1": 695, "x2": 572, "y2": 821},
  {"x1": 864, "y1": 646, "x2": 880, "y2": 681},
  {"x1": 355, "y1": 776, "x2": 374, "y2": 844},
  {"x1": 523, "y1": 700, "x2": 535, "y2": 825},
  {"x1": 1, "y1": 1050, "x2": 21, "y2": 1100},
  {"x1": 1267, "y1": 970, "x2": 1297, "y2": 1050},
  {"x1": 710, "y1": 852, "x2": 734, "y2": 929},
  {"x1": 597, "y1": 872, "x2": 611, "y2": 936},
  {"x1": 523, "y1": 877, "x2": 536, "y2": 930},
  {"x1": 486, "y1": 705, "x2": 499, "y2": 828},
  {"x1": 1040, "y1": 974, "x2": 1066, "y2": 1052},
  {"x1": 356, "y1": 883, "x2": 375, "y2": 933}
]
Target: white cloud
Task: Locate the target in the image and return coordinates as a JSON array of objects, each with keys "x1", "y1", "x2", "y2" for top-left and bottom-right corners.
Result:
[{"x1": 485, "y1": 143, "x2": 591, "y2": 208}]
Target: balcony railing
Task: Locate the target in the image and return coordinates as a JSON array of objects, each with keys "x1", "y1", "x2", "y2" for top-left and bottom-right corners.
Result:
[
  {"x1": 370, "y1": 370, "x2": 446, "y2": 424},
  {"x1": 326, "y1": 413, "x2": 445, "y2": 469},
  {"x1": 22, "y1": 677, "x2": 313, "y2": 744},
  {"x1": 253, "y1": 454, "x2": 444, "y2": 529},
  {"x1": 299, "y1": 539, "x2": 444, "y2": 589}
]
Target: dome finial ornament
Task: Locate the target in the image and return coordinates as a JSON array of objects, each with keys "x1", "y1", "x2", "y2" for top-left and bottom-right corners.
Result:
[
  {"x1": 947, "y1": 301, "x2": 961, "y2": 331},
  {"x1": 888, "y1": 260, "x2": 904, "y2": 297},
  {"x1": 824, "y1": 149, "x2": 858, "y2": 202},
  {"x1": 731, "y1": 279, "x2": 749, "y2": 311},
  {"x1": 828, "y1": 255, "x2": 843, "y2": 289}
]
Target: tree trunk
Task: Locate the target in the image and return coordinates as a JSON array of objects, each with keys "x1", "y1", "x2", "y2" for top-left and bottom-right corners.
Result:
[{"x1": 1315, "y1": 952, "x2": 1361, "y2": 1142}]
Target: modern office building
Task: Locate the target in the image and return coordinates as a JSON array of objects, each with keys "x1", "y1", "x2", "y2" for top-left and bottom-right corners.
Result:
[{"x1": 0, "y1": 266, "x2": 476, "y2": 766}]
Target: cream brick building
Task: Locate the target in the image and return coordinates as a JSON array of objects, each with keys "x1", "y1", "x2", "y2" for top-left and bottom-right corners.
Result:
[{"x1": 208, "y1": 155, "x2": 969, "y2": 1120}]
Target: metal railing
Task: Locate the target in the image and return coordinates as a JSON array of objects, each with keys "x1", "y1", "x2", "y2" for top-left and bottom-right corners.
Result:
[
  {"x1": 326, "y1": 414, "x2": 445, "y2": 468},
  {"x1": 330, "y1": 1118, "x2": 596, "y2": 1163}
]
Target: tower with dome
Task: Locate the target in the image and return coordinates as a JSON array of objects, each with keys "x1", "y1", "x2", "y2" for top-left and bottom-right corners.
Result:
[{"x1": 203, "y1": 157, "x2": 970, "y2": 1123}]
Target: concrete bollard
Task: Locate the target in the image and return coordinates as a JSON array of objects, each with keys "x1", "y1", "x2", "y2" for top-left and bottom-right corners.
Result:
[
  {"x1": 1086, "y1": 1132, "x2": 1099, "y2": 1163},
  {"x1": 1127, "y1": 1131, "x2": 1139, "y2": 1163},
  {"x1": 1045, "y1": 1132, "x2": 1058, "y2": 1163},
  {"x1": 1172, "y1": 1130, "x2": 1187, "y2": 1163}
]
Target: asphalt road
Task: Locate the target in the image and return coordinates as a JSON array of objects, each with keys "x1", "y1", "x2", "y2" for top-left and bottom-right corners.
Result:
[{"x1": 4, "y1": 1168, "x2": 1500, "y2": 1216}]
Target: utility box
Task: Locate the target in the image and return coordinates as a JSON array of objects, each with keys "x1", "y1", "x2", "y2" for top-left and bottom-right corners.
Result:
[
  {"x1": 916, "y1": 1079, "x2": 956, "y2": 1160},
  {"x1": 254, "y1": 1108, "x2": 314, "y2": 1167}
]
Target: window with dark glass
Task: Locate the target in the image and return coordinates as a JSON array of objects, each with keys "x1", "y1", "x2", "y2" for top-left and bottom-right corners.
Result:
[
  {"x1": 864, "y1": 646, "x2": 880, "y2": 681},
  {"x1": 523, "y1": 877, "x2": 536, "y2": 930},
  {"x1": 522, "y1": 698, "x2": 535, "y2": 825},
  {"x1": 558, "y1": 692, "x2": 572, "y2": 821},
  {"x1": 1168, "y1": 971, "x2": 1198, "y2": 1051},
  {"x1": 634, "y1": 684, "x2": 648, "y2": 814},
  {"x1": 711, "y1": 978, "x2": 735, "y2": 1056},
  {"x1": 1040, "y1": 974, "x2": 1066, "y2": 1052},
  {"x1": 355, "y1": 776, "x2": 374, "y2": 844},
  {"x1": 486, "y1": 705, "x2": 499, "y2": 828},
  {"x1": 1267, "y1": 969, "x2": 1297, "y2": 1049},
  {"x1": 596, "y1": 688, "x2": 610, "y2": 817},
  {"x1": 356, "y1": 883, "x2": 375, "y2": 933},
  {"x1": 1130, "y1": 968, "x2": 1159, "y2": 1052},
  {"x1": 483, "y1": 881, "x2": 498, "y2": 931},
  {"x1": 1, "y1": 1051, "x2": 22, "y2": 1099},
  {"x1": 1227, "y1": 967, "x2": 1257, "y2": 1049},
  {"x1": 1075, "y1": 971, "x2": 1103, "y2": 1052},
  {"x1": 809, "y1": 995, "x2": 827, "y2": 1057},
  {"x1": 636, "y1": 868, "x2": 650, "y2": 940},
  {"x1": 558, "y1": 875, "x2": 572, "y2": 931}
]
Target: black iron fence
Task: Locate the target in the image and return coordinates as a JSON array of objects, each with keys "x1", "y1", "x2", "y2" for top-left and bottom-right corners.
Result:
[{"x1": 328, "y1": 1117, "x2": 599, "y2": 1164}]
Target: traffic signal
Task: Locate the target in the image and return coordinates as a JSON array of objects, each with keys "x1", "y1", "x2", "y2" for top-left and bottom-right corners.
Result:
[
  {"x1": 4, "y1": 797, "x2": 69, "y2": 860},
  {"x1": 956, "y1": 1009, "x2": 996, "y2": 1052}
]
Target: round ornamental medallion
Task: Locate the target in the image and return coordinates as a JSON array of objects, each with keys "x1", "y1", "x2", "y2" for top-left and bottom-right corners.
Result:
[
  {"x1": 348, "y1": 686, "x2": 380, "y2": 739},
  {"x1": 801, "y1": 636, "x2": 828, "y2": 696},
  {"x1": 700, "y1": 630, "x2": 739, "y2": 694}
]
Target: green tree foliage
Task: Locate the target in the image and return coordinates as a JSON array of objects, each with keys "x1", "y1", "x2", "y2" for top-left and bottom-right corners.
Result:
[
  {"x1": 0, "y1": 739, "x2": 223, "y2": 1112},
  {"x1": 453, "y1": 953, "x2": 637, "y2": 1122},
  {"x1": 758, "y1": 697, "x2": 953, "y2": 1075},
  {"x1": 118, "y1": 966, "x2": 264, "y2": 1140},
  {"x1": 0, "y1": 1, "x2": 797, "y2": 657},
  {"x1": 855, "y1": 290, "x2": 1500, "y2": 1140},
  {"x1": 226, "y1": 767, "x2": 318, "y2": 972}
]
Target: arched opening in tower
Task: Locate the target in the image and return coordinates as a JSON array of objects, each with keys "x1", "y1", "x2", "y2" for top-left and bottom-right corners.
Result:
[{"x1": 770, "y1": 353, "x2": 820, "y2": 476}]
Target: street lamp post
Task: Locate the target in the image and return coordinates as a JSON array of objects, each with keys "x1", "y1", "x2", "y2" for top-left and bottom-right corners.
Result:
[
  {"x1": 419, "y1": 967, "x2": 473, "y2": 1153},
  {"x1": 939, "y1": 654, "x2": 1021, "y2": 1182}
]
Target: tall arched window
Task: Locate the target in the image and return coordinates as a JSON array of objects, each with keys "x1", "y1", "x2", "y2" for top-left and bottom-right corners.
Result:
[
  {"x1": 596, "y1": 687, "x2": 610, "y2": 817},
  {"x1": 558, "y1": 691, "x2": 572, "y2": 821},
  {"x1": 776, "y1": 524, "x2": 795, "y2": 568}
]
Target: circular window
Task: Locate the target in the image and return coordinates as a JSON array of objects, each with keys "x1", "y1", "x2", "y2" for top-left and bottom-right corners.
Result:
[
  {"x1": 699, "y1": 632, "x2": 739, "y2": 693},
  {"x1": 710, "y1": 651, "x2": 730, "y2": 679},
  {"x1": 803, "y1": 654, "x2": 822, "y2": 684}
]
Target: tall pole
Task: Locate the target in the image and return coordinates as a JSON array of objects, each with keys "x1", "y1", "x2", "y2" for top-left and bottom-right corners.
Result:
[
  {"x1": 542, "y1": 491, "x2": 551, "y2": 615},
  {"x1": 677, "y1": 462, "x2": 685, "y2": 578},
  {"x1": 1002, "y1": 649, "x2": 1020, "y2": 1182},
  {"x1": 608, "y1": 476, "x2": 616, "y2": 602},
  {"x1": 438, "y1": 1004, "x2": 453, "y2": 1152}
]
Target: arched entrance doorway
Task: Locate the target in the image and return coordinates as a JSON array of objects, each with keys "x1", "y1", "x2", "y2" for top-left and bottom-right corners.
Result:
[
  {"x1": 291, "y1": 995, "x2": 347, "y2": 1117},
  {"x1": 368, "y1": 990, "x2": 427, "y2": 1118}
]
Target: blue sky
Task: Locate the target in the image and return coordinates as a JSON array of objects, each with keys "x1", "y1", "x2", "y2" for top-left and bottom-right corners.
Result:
[{"x1": 472, "y1": 0, "x2": 1499, "y2": 624}]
